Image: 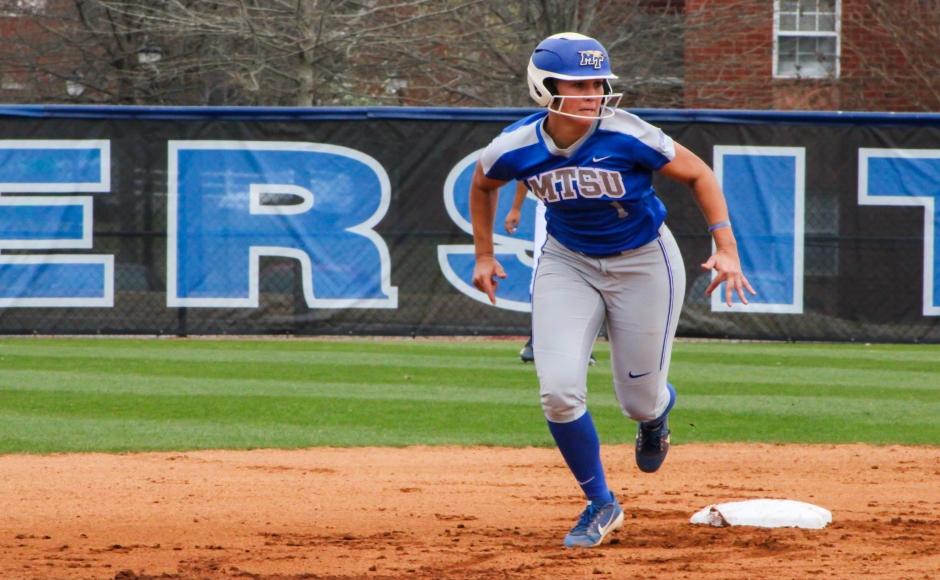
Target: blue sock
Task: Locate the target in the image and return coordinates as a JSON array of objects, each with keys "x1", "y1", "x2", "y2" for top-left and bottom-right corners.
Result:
[{"x1": 547, "y1": 411, "x2": 611, "y2": 505}]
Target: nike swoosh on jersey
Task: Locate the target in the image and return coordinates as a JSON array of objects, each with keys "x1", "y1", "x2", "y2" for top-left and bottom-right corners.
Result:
[
  {"x1": 628, "y1": 371, "x2": 652, "y2": 379},
  {"x1": 592, "y1": 155, "x2": 612, "y2": 162}
]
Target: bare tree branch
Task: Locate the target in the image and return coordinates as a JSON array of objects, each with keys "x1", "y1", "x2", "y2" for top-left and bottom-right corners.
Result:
[{"x1": 0, "y1": 0, "x2": 933, "y2": 110}]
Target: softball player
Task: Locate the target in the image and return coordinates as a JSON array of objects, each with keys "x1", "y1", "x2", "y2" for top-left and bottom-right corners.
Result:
[{"x1": 471, "y1": 32, "x2": 754, "y2": 548}]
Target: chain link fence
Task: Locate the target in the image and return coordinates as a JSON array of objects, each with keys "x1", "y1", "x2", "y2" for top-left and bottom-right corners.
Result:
[{"x1": 0, "y1": 107, "x2": 937, "y2": 342}]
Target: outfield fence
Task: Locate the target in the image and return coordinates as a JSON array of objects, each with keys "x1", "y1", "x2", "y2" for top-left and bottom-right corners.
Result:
[{"x1": 0, "y1": 106, "x2": 938, "y2": 342}]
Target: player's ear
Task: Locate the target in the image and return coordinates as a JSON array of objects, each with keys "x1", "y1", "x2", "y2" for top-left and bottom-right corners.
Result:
[{"x1": 545, "y1": 79, "x2": 565, "y2": 111}]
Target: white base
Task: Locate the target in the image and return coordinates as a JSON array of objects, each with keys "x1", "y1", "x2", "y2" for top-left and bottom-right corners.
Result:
[{"x1": 690, "y1": 499, "x2": 832, "y2": 529}]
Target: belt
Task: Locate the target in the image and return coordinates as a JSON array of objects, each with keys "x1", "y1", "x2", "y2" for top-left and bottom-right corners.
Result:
[{"x1": 579, "y1": 250, "x2": 627, "y2": 259}]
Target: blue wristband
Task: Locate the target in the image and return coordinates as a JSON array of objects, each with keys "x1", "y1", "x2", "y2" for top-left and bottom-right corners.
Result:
[{"x1": 708, "y1": 220, "x2": 731, "y2": 233}]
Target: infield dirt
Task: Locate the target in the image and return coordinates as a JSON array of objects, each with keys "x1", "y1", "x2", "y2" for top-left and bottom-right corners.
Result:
[{"x1": 1, "y1": 444, "x2": 938, "y2": 579}]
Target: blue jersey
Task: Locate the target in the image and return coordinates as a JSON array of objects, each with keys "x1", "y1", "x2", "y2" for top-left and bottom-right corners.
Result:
[{"x1": 480, "y1": 110, "x2": 676, "y2": 256}]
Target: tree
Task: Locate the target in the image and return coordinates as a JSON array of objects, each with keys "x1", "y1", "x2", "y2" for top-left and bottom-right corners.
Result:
[
  {"x1": 371, "y1": 0, "x2": 688, "y2": 107},
  {"x1": 0, "y1": 0, "x2": 691, "y2": 107}
]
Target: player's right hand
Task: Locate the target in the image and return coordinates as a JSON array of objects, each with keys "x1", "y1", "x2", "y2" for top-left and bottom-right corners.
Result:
[{"x1": 472, "y1": 256, "x2": 507, "y2": 305}]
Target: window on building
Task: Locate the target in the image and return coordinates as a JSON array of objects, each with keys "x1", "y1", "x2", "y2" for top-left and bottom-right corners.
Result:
[{"x1": 774, "y1": 0, "x2": 840, "y2": 79}]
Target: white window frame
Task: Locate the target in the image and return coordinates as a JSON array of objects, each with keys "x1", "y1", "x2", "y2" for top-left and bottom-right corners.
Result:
[{"x1": 773, "y1": 0, "x2": 841, "y2": 79}]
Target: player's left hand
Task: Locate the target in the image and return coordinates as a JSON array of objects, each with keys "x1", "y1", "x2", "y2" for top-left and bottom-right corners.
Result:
[
  {"x1": 702, "y1": 248, "x2": 756, "y2": 306},
  {"x1": 504, "y1": 208, "x2": 521, "y2": 234}
]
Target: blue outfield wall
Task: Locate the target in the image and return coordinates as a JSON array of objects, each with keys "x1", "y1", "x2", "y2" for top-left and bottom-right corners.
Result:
[{"x1": 0, "y1": 105, "x2": 938, "y2": 342}]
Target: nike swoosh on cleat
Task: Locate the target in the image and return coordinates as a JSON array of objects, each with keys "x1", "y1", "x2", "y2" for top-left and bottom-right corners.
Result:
[
  {"x1": 628, "y1": 371, "x2": 652, "y2": 379},
  {"x1": 592, "y1": 155, "x2": 612, "y2": 163},
  {"x1": 594, "y1": 510, "x2": 623, "y2": 539}
]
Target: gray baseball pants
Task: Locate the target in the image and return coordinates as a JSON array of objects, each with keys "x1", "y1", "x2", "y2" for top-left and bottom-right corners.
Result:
[{"x1": 532, "y1": 225, "x2": 685, "y2": 424}]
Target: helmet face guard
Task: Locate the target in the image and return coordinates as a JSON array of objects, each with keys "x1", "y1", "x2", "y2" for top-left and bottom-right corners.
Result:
[{"x1": 527, "y1": 32, "x2": 623, "y2": 120}]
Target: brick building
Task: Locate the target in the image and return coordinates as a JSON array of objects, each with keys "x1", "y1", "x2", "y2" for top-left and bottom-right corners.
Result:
[
  {"x1": 684, "y1": 0, "x2": 939, "y2": 112},
  {"x1": 0, "y1": 0, "x2": 936, "y2": 111}
]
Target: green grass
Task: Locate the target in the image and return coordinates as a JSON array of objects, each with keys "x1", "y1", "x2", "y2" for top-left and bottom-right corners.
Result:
[{"x1": 0, "y1": 337, "x2": 937, "y2": 453}]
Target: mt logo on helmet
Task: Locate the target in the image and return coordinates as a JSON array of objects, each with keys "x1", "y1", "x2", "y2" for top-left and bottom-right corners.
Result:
[{"x1": 578, "y1": 50, "x2": 606, "y2": 69}]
